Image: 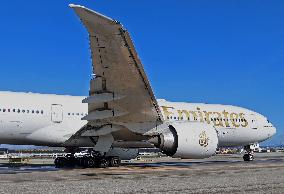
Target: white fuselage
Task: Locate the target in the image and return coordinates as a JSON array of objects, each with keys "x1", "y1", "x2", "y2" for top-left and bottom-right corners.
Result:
[{"x1": 0, "y1": 91, "x2": 276, "y2": 147}]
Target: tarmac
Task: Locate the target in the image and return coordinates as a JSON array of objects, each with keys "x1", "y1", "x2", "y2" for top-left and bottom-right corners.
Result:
[{"x1": 0, "y1": 152, "x2": 283, "y2": 194}]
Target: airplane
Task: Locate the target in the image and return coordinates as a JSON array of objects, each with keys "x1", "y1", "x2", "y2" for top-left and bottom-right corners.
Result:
[{"x1": 0, "y1": 4, "x2": 276, "y2": 168}]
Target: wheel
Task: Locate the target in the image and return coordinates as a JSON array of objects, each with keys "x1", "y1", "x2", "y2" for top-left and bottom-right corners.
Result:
[
  {"x1": 77, "y1": 158, "x2": 86, "y2": 167},
  {"x1": 54, "y1": 157, "x2": 66, "y2": 168},
  {"x1": 248, "y1": 154, "x2": 254, "y2": 161},
  {"x1": 243, "y1": 154, "x2": 254, "y2": 161},
  {"x1": 65, "y1": 155, "x2": 77, "y2": 167},
  {"x1": 109, "y1": 157, "x2": 121, "y2": 167},
  {"x1": 85, "y1": 157, "x2": 96, "y2": 168},
  {"x1": 98, "y1": 158, "x2": 110, "y2": 168}
]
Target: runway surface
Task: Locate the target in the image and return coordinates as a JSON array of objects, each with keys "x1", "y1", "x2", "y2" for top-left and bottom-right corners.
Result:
[{"x1": 0, "y1": 153, "x2": 283, "y2": 194}]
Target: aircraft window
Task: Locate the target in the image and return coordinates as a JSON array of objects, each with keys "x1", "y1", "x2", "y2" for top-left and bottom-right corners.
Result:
[
  {"x1": 8, "y1": 109, "x2": 10, "y2": 112},
  {"x1": 167, "y1": 116, "x2": 169, "y2": 119},
  {"x1": 17, "y1": 109, "x2": 20, "y2": 113},
  {"x1": 68, "y1": 113, "x2": 71, "y2": 116},
  {"x1": 81, "y1": 113, "x2": 84, "y2": 116},
  {"x1": 36, "y1": 110, "x2": 39, "y2": 114},
  {"x1": 22, "y1": 110, "x2": 25, "y2": 113},
  {"x1": 204, "y1": 118, "x2": 207, "y2": 121},
  {"x1": 31, "y1": 110, "x2": 34, "y2": 114},
  {"x1": 72, "y1": 113, "x2": 74, "y2": 115},
  {"x1": 13, "y1": 109, "x2": 16, "y2": 112},
  {"x1": 0, "y1": 109, "x2": 1, "y2": 112},
  {"x1": 174, "y1": 117, "x2": 176, "y2": 119},
  {"x1": 41, "y1": 110, "x2": 43, "y2": 114},
  {"x1": 267, "y1": 120, "x2": 270, "y2": 123},
  {"x1": 214, "y1": 118, "x2": 216, "y2": 121},
  {"x1": 181, "y1": 117, "x2": 183, "y2": 120},
  {"x1": 3, "y1": 109, "x2": 5, "y2": 112},
  {"x1": 27, "y1": 110, "x2": 29, "y2": 113},
  {"x1": 76, "y1": 113, "x2": 79, "y2": 116}
]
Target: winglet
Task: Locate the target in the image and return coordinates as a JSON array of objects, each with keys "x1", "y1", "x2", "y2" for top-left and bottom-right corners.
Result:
[
  {"x1": 68, "y1": 4, "x2": 82, "y2": 8},
  {"x1": 68, "y1": 4, "x2": 116, "y2": 23}
]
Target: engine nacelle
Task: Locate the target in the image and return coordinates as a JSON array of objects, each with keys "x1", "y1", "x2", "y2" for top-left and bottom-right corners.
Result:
[{"x1": 152, "y1": 122, "x2": 218, "y2": 159}]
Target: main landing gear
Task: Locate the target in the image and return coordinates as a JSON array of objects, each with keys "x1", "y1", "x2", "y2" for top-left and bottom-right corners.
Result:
[
  {"x1": 243, "y1": 145, "x2": 254, "y2": 162},
  {"x1": 54, "y1": 150, "x2": 121, "y2": 168}
]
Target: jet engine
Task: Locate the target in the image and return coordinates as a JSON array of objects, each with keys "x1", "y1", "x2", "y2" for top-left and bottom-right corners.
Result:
[{"x1": 150, "y1": 122, "x2": 219, "y2": 159}]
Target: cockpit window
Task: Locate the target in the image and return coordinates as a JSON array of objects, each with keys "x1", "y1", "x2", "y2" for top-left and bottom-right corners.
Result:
[{"x1": 267, "y1": 120, "x2": 270, "y2": 123}]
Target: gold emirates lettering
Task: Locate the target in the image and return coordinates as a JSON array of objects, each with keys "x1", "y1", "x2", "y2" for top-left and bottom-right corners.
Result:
[{"x1": 161, "y1": 106, "x2": 248, "y2": 128}]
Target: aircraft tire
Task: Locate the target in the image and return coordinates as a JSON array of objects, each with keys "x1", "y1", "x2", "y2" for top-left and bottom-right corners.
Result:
[
  {"x1": 243, "y1": 154, "x2": 254, "y2": 161},
  {"x1": 54, "y1": 157, "x2": 67, "y2": 168},
  {"x1": 85, "y1": 157, "x2": 96, "y2": 168},
  {"x1": 109, "y1": 156, "x2": 121, "y2": 167},
  {"x1": 98, "y1": 158, "x2": 110, "y2": 168}
]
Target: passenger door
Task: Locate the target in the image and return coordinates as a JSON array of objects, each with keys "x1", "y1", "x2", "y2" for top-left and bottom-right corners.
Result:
[{"x1": 51, "y1": 104, "x2": 63, "y2": 123}]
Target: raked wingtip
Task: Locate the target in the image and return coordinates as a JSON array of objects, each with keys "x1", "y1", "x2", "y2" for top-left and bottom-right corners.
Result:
[{"x1": 68, "y1": 4, "x2": 85, "y2": 9}]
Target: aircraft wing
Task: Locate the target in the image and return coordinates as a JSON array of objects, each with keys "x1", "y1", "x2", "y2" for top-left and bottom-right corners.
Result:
[{"x1": 69, "y1": 5, "x2": 163, "y2": 136}]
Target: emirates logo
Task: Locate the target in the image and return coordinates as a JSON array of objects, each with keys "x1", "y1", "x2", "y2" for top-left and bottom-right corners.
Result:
[{"x1": 199, "y1": 131, "x2": 209, "y2": 147}]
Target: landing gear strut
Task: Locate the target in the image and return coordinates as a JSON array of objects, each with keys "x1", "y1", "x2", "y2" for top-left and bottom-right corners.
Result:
[
  {"x1": 54, "y1": 150, "x2": 121, "y2": 168},
  {"x1": 243, "y1": 145, "x2": 254, "y2": 162}
]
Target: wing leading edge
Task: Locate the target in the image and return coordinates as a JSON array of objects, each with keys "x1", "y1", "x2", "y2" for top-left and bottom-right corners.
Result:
[{"x1": 69, "y1": 4, "x2": 163, "y2": 136}]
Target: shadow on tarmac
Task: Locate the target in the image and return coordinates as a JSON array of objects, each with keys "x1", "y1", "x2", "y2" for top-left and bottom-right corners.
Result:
[{"x1": 0, "y1": 156, "x2": 283, "y2": 174}]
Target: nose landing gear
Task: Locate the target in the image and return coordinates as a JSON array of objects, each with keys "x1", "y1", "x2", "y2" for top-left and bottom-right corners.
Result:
[{"x1": 243, "y1": 145, "x2": 254, "y2": 162}]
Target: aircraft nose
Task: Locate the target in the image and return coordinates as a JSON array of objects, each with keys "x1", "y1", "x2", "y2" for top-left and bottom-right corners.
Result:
[
  {"x1": 267, "y1": 125, "x2": 277, "y2": 139},
  {"x1": 271, "y1": 126, "x2": 277, "y2": 136}
]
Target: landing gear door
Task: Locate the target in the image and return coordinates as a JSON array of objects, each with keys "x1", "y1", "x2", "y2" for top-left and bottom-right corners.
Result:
[
  {"x1": 51, "y1": 104, "x2": 63, "y2": 123},
  {"x1": 250, "y1": 114, "x2": 258, "y2": 129}
]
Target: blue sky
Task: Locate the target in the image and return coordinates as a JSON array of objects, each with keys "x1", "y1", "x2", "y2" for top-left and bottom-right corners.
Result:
[{"x1": 0, "y1": 1, "x2": 283, "y2": 146}]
